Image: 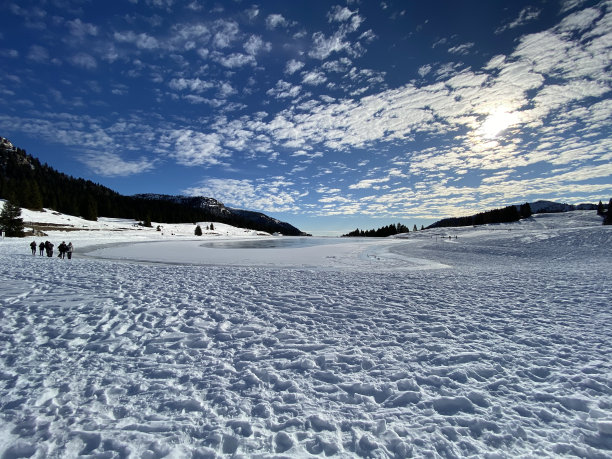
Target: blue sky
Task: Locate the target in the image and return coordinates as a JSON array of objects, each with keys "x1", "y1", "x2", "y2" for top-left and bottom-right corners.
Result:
[{"x1": 1, "y1": 0, "x2": 611, "y2": 235}]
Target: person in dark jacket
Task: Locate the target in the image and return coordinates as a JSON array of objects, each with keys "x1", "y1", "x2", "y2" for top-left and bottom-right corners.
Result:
[
  {"x1": 30, "y1": 241, "x2": 37, "y2": 255},
  {"x1": 39, "y1": 241, "x2": 45, "y2": 256},
  {"x1": 45, "y1": 241, "x2": 54, "y2": 257},
  {"x1": 58, "y1": 241, "x2": 67, "y2": 259}
]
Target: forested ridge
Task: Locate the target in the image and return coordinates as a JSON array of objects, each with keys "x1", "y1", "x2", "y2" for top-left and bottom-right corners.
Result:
[
  {"x1": 427, "y1": 203, "x2": 532, "y2": 229},
  {"x1": 342, "y1": 223, "x2": 412, "y2": 237},
  {"x1": 0, "y1": 141, "x2": 302, "y2": 235}
]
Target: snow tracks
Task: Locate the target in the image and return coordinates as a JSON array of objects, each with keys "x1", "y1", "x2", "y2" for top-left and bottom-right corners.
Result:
[{"x1": 1, "y1": 228, "x2": 611, "y2": 457}]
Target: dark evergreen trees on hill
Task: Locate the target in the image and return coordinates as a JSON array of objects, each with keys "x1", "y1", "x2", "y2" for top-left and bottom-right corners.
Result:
[
  {"x1": 428, "y1": 204, "x2": 522, "y2": 229},
  {"x1": 343, "y1": 223, "x2": 409, "y2": 237},
  {"x1": 519, "y1": 202, "x2": 532, "y2": 219},
  {"x1": 0, "y1": 145, "x2": 302, "y2": 234},
  {"x1": 0, "y1": 146, "x2": 116, "y2": 220},
  {"x1": 604, "y1": 198, "x2": 612, "y2": 226},
  {"x1": 0, "y1": 199, "x2": 25, "y2": 237}
]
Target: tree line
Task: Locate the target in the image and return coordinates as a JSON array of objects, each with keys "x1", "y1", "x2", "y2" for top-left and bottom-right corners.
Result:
[
  {"x1": 598, "y1": 199, "x2": 612, "y2": 225},
  {"x1": 427, "y1": 203, "x2": 532, "y2": 229},
  {"x1": 342, "y1": 223, "x2": 417, "y2": 237},
  {"x1": 0, "y1": 146, "x2": 301, "y2": 234}
]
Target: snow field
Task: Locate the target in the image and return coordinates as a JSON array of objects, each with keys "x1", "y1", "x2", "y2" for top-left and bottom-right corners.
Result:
[{"x1": 0, "y1": 210, "x2": 611, "y2": 457}]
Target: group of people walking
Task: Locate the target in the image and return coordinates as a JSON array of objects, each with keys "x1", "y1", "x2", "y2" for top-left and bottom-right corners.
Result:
[{"x1": 30, "y1": 240, "x2": 74, "y2": 259}]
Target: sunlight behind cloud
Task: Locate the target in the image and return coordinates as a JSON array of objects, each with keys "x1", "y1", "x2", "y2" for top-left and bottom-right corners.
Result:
[{"x1": 478, "y1": 108, "x2": 521, "y2": 139}]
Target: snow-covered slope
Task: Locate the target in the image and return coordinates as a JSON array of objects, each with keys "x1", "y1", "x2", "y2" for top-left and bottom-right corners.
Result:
[
  {"x1": 133, "y1": 194, "x2": 304, "y2": 236},
  {"x1": 2, "y1": 200, "x2": 272, "y2": 244},
  {"x1": 0, "y1": 210, "x2": 611, "y2": 457}
]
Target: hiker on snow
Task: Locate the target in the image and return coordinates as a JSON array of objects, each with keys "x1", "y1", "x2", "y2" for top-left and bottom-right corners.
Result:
[
  {"x1": 45, "y1": 241, "x2": 54, "y2": 257},
  {"x1": 58, "y1": 241, "x2": 67, "y2": 259},
  {"x1": 30, "y1": 241, "x2": 36, "y2": 255},
  {"x1": 38, "y1": 241, "x2": 45, "y2": 256},
  {"x1": 67, "y1": 242, "x2": 74, "y2": 260}
]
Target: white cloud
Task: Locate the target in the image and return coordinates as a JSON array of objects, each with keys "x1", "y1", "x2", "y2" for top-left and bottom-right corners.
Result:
[
  {"x1": 266, "y1": 14, "x2": 288, "y2": 29},
  {"x1": 114, "y1": 31, "x2": 160, "y2": 49},
  {"x1": 143, "y1": 0, "x2": 175, "y2": 9},
  {"x1": 448, "y1": 42, "x2": 475, "y2": 55},
  {"x1": 171, "y1": 23, "x2": 211, "y2": 45},
  {"x1": 79, "y1": 152, "x2": 156, "y2": 177},
  {"x1": 319, "y1": 194, "x2": 352, "y2": 203},
  {"x1": 218, "y1": 82, "x2": 236, "y2": 98},
  {"x1": 560, "y1": 0, "x2": 588, "y2": 13},
  {"x1": 183, "y1": 178, "x2": 301, "y2": 212},
  {"x1": 349, "y1": 176, "x2": 390, "y2": 189},
  {"x1": 70, "y1": 53, "x2": 97, "y2": 70},
  {"x1": 328, "y1": 6, "x2": 357, "y2": 22},
  {"x1": 359, "y1": 29, "x2": 376, "y2": 43},
  {"x1": 245, "y1": 6, "x2": 259, "y2": 20},
  {"x1": 267, "y1": 80, "x2": 302, "y2": 99},
  {"x1": 186, "y1": 1, "x2": 203, "y2": 11},
  {"x1": 0, "y1": 49, "x2": 19, "y2": 58},
  {"x1": 557, "y1": 7, "x2": 601, "y2": 32},
  {"x1": 418, "y1": 64, "x2": 432, "y2": 77},
  {"x1": 322, "y1": 58, "x2": 352, "y2": 73},
  {"x1": 164, "y1": 129, "x2": 230, "y2": 166},
  {"x1": 495, "y1": 7, "x2": 542, "y2": 34},
  {"x1": 212, "y1": 20, "x2": 239, "y2": 48},
  {"x1": 285, "y1": 59, "x2": 305, "y2": 75},
  {"x1": 301, "y1": 71, "x2": 327, "y2": 86},
  {"x1": 309, "y1": 31, "x2": 352, "y2": 59},
  {"x1": 244, "y1": 35, "x2": 271, "y2": 55},
  {"x1": 67, "y1": 19, "x2": 98, "y2": 38},
  {"x1": 27, "y1": 45, "x2": 49, "y2": 63},
  {"x1": 169, "y1": 78, "x2": 214, "y2": 92},
  {"x1": 183, "y1": 95, "x2": 214, "y2": 105},
  {"x1": 308, "y1": 7, "x2": 366, "y2": 60},
  {"x1": 215, "y1": 52, "x2": 256, "y2": 68}
]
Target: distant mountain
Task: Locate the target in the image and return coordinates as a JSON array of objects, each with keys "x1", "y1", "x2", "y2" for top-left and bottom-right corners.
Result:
[
  {"x1": 134, "y1": 194, "x2": 304, "y2": 236},
  {"x1": 0, "y1": 136, "x2": 304, "y2": 235}
]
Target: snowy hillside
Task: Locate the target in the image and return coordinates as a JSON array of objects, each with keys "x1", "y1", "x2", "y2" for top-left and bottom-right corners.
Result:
[
  {"x1": 1, "y1": 200, "x2": 272, "y2": 244},
  {"x1": 0, "y1": 210, "x2": 611, "y2": 457}
]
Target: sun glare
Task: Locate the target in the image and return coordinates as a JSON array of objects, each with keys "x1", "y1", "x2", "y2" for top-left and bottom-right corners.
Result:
[{"x1": 479, "y1": 109, "x2": 520, "y2": 139}]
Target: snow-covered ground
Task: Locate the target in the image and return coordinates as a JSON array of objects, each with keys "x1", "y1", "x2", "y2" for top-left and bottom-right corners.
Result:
[{"x1": 1, "y1": 208, "x2": 611, "y2": 457}]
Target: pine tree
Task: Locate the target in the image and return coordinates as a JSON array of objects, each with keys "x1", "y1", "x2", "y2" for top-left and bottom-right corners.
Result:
[
  {"x1": 413, "y1": 224, "x2": 418, "y2": 232},
  {"x1": 0, "y1": 199, "x2": 25, "y2": 237},
  {"x1": 80, "y1": 195, "x2": 98, "y2": 221},
  {"x1": 520, "y1": 202, "x2": 532, "y2": 219},
  {"x1": 210, "y1": 223, "x2": 214, "y2": 231},
  {"x1": 27, "y1": 181, "x2": 44, "y2": 210},
  {"x1": 195, "y1": 224, "x2": 202, "y2": 236},
  {"x1": 597, "y1": 200, "x2": 605, "y2": 215},
  {"x1": 604, "y1": 198, "x2": 612, "y2": 225}
]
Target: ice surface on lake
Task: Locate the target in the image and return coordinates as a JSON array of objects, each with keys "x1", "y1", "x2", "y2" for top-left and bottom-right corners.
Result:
[{"x1": 1, "y1": 211, "x2": 611, "y2": 457}]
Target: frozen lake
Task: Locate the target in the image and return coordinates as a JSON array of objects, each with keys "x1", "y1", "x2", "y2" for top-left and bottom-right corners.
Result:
[
  {"x1": 199, "y1": 236, "x2": 354, "y2": 250},
  {"x1": 82, "y1": 236, "x2": 447, "y2": 271}
]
